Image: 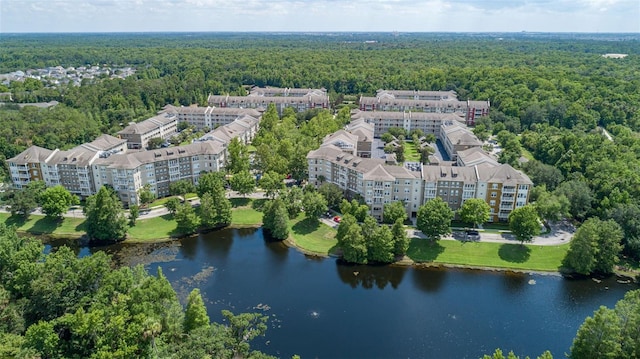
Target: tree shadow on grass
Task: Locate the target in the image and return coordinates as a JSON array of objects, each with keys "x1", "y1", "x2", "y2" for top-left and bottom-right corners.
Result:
[
  {"x1": 230, "y1": 197, "x2": 252, "y2": 208},
  {"x1": 292, "y1": 218, "x2": 320, "y2": 235},
  {"x1": 5, "y1": 214, "x2": 28, "y2": 228},
  {"x1": 406, "y1": 238, "x2": 445, "y2": 262},
  {"x1": 498, "y1": 243, "x2": 531, "y2": 263},
  {"x1": 251, "y1": 198, "x2": 268, "y2": 211},
  {"x1": 29, "y1": 216, "x2": 62, "y2": 234}
]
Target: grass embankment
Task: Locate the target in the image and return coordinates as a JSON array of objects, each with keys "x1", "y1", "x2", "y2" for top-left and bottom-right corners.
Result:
[
  {"x1": 288, "y1": 215, "x2": 337, "y2": 255},
  {"x1": 0, "y1": 212, "x2": 86, "y2": 238},
  {"x1": 406, "y1": 238, "x2": 569, "y2": 271}
]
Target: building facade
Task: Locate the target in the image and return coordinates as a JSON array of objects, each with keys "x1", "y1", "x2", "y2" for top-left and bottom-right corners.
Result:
[
  {"x1": 208, "y1": 87, "x2": 329, "y2": 116},
  {"x1": 351, "y1": 110, "x2": 465, "y2": 138},
  {"x1": 117, "y1": 112, "x2": 178, "y2": 149}
]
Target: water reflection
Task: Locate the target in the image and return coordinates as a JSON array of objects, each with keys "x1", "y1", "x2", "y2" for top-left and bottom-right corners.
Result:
[
  {"x1": 335, "y1": 261, "x2": 407, "y2": 289},
  {"x1": 500, "y1": 271, "x2": 530, "y2": 295},
  {"x1": 411, "y1": 266, "x2": 448, "y2": 292}
]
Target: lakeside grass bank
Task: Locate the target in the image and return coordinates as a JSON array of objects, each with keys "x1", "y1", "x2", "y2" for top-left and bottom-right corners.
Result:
[{"x1": 1, "y1": 207, "x2": 569, "y2": 272}]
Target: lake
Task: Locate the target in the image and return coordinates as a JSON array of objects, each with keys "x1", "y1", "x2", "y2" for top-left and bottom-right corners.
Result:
[{"x1": 47, "y1": 227, "x2": 637, "y2": 359}]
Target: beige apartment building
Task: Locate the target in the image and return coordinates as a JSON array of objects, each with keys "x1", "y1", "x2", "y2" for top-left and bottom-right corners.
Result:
[
  {"x1": 9, "y1": 104, "x2": 261, "y2": 206},
  {"x1": 207, "y1": 87, "x2": 329, "y2": 116},
  {"x1": 165, "y1": 105, "x2": 261, "y2": 131},
  {"x1": 117, "y1": 112, "x2": 178, "y2": 149},
  {"x1": 359, "y1": 89, "x2": 490, "y2": 126},
  {"x1": 351, "y1": 110, "x2": 465, "y2": 138}
]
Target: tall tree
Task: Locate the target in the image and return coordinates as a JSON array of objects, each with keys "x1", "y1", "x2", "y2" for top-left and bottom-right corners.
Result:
[
  {"x1": 183, "y1": 288, "x2": 210, "y2": 333},
  {"x1": 563, "y1": 218, "x2": 623, "y2": 275},
  {"x1": 533, "y1": 187, "x2": 570, "y2": 222},
  {"x1": 138, "y1": 184, "x2": 156, "y2": 208},
  {"x1": 259, "y1": 171, "x2": 284, "y2": 199},
  {"x1": 281, "y1": 186, "x2": 304, "y2": 219},
  {"x1": 84, "y1": 186, "x2": 128, "y2": 243},
  {"x1": 262, "y1": 199, "x2": 289, "y2": 240},
  {"x1": 391, "y1": 219, "x2": 409, "y2": 257},
  {"x1": 197, "y1": 171, "x2": 226, "y2": 198},
  {"x1": 336, "y1": 215, "x2": 368, "y2": 264},
  {"x1": 169, "y1": 179, "x2": 196, "y2": 200},
  {"x1": 317, "y1": 183, "x2": 344, "y2": 210},
  {"x1": 7, "y1": 180, "x2": 45, "y2": 217},
  {"x1": 226, "y1": 137, "x2": 250, "y2": 174},
  {"x1": 417, "y1": 198, "x2": 454, "y2": 241},
  {"x1": 555, "y1": 180, "x2": 593, "y2": 220},
  {"x1": 383, "y1": 201, "x2": 408, "y2": 224},
  {"x1": 174, "y1": 202, "x2": 200, "y2": 234},
  {"x1": 458, "y1": 198, "x2": 491, "y2": 228},
  {"x1": 508, "y1": 205, "x2": 541, "y2": 244},
  {"x1": 128, "y1": 204, "x2": 140, "y2": 226},
  {"x1": 40, "y1": 185, "x2": 79, "y2": 219},
  {"x1": 367, "y1": 224, "x2": 395, "y2": 263},
  {"x1": 230, "y1": 170, "x2": 255, "y2": 197},
  {"x1": 302, "y1": 191, "x2": 328, "y2": 222}
]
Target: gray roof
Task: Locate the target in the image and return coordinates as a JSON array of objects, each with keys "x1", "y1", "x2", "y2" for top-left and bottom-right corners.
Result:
[
  {"x1": 8, "y1": 146, "x2": 54, "y2": 165},
  {"x1": 375, "y1": 89, "x2": 458, "y2": 100},
  {"x1": 94, "y1": 141, "x2": 225, "y2": 170},
  {"x1": 441, "y1": 122, "x2": 482, "y2": 147},
  {"x1": 83, "y1": 134, "x2": 127, "y2": 151},
  {"x1": 478, "y1": 164, "x2": 533, "y2": 186},
  {"x1": 457, "y1": 147, "x2": 499, "y2": 167},
  {"x1": 208, "y1": 93, "x2": 329, "y2": 106},
  {"x1": 117, "y1": 112, "x2": 177, "y2": 136},
  {"x1": 165, "y1": 105, "x2": 262, "y2": 118},
  {"x1": 49, "y1": 145, "x2": 99, "y2": 167},
  {"x1": 422, "y1": 164, "x2": 479, "y2": 183}
]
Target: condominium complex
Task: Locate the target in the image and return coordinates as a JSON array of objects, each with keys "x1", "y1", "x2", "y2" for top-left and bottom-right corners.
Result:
[
  {"x1": 307, "y1": 120, "x2": 530, "y2": 222},
  {"x1": 350, "y1": 110, "x2": 465, "y2": 138},
  {"x1": 359, "y1": 89, "x2": 490, "y2": 126},
  {"x1": 8, "y1": 105, "x2": 261, "y2": 206},
  {"x1": 207, "y1": 87, "x2": 329, "y2": 115}
]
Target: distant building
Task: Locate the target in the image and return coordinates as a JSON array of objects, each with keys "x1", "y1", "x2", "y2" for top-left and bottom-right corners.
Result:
[
  {"x1": 208, "y1": 87, "x2": 329, "y2": 115},
  {"x1": 358, "y1": 89, "x2": 489, "y2": 126},
  {"x1": 438, "y1": 121, "x2": 483, "y2": 161},
  {"x1": 351, "y1": 110, "x2": 465, "y2": 138}
]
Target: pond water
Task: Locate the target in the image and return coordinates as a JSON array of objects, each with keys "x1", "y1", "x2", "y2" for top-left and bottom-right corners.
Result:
[{"x1": 47, "y1": 227, "x2": 637, "y2": 359}]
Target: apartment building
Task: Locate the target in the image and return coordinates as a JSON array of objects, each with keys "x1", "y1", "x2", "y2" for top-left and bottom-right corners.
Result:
[
  {"x1": 208, "y1": 87, "x2": 329, "y2": 116},
  {"x1": 439, "y1": 121, "x2": 483, "y2": 161},
  {"x1": 307, "y1": 145, "x2": 423, "y2": 221},
  {"x1": 8, "y1": 105, "x2": 261, "y2": 206},
  {"x1": 165, "y1": 105, "x2": 261, "y2": 131},
  {"x1": 93, "y1": 141, "x2": 226, "y2": 205},
  {"x1": 358, "y1": 90, "x2": 489, "y2": 126},
  {"x1": 373, "y1": 89, "x2": 458, "y2": 101},
  {"x1": 345, "y1": 119, "x2": 374, "y2": 158},
  {"x1": 351, "y1": 110, "x2": 465, "y2": 138},
  {"x1": 117, "y1": 112, "x2": 178, "y2": 149},
  {"x1": 249, "y1": 86, "x2": 327, "y2": 98}
]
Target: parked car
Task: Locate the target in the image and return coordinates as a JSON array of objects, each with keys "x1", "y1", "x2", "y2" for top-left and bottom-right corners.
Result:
[{"x1": 333, "y1": 216, "x2": 341, "y2": 223}]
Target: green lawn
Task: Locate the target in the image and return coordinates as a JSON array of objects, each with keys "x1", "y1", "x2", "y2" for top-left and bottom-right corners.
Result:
[
  {"x1": 232, "y1": 208, "x2": 263, "y2": 226},
  {"x1": 127, "y1": 214, "x2": 181, "y2": 242},
  {"x1": 403, "y1": 142, "x2": 421, "y2": 162},
  {"x1": 289, "y1": 215, "x2": 337, "y2": 255},
  {"x1": 0, "y1": 213, "x2": 85, "y2": 238},
  {"x1": 406, "y1": 238, "x2": 568, "y2": 271}
]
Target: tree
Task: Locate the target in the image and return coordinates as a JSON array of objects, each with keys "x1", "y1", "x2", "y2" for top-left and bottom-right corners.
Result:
[
  {"x1": 417, "y1": 198, "x2": 454, "y2": 241},
  {"x1": 336, "y1": 215, "x2": 367, "y2": 264},
  {"x1": 169, "y1": 179, "x2": 196, "y2": 200},
  {"x1": 221, "y1": 310, "x2": 269, "y2": 359},
  {"x1": 128, "y1": 204, "x2": 139, "y2": 226},
  {"x1": 183, "y1": 288, "x2": 210, "y2": 333},
  {"x1": 458, "y1": 198, "x2": 490, "y2": 228},
  {"x1": 230, "y1": 170, "x2": 255, "y2": 197},
  {"x1": 302, "y1": 191, "x2": 328, "y2": 222},
  {"x1": 262, "y1": 199, "x2": 289, "y2": 240},
  {"x1": 24, "y1": 321, "x2": 59, "y2": 359},
  {"x1": 555, "y1": 180, "x2": 593, "y2": 220},
  {"x1": 533, "y1": 187, "x2": 570, "y2": 222},
  {"x1": 482, "y1": 349, "x2": 554, "y2": 359},
  {"x1": 7, "y1": 180, "x2": 45, "y2": 217},
  {"x1": 570, "y1": 307, "x2": 622, "y2": 359},
  {"x1": 164, "y1": 197, "x2": 181, "y2": 215},
  {"x1": 508, "y1": 205, "x2": 541, "y2": 244},
  {"x1": 197, "y1": 171, "x2": 226, "y2": 198},
  {"x1": 339, "y1": 199, "x2": 369, "y2": 222},
  {"x1": 563, "y1": 218, "x2": 623, "y2": 275},
  {"x1": 281, "y1": 186, "x2": 303, "y2": 219},
  {"x1": 175, "y1": 202, "x2": 200, "y2": 234},
  {"x1": 367, "y1": 224, "x2": 394, "y2": 263},
  {"x1": 138, "y1": 184, "x2": 156, "y2": 208},
  {"x1": 317, "y1": 182, "x2": 343, "y2": 209},
  {"x1": 84, "y1": 186, "x2": 128, "y2": 242},
  {"x1": 522, "y1": 160, "x2": 564, "y2": 191},
  {"x1": 259, "y1": 171, "x2": 284, "y2": 199},
  {"x1": 607, "y1": 203, "x2": 640, "y2": 261},
  {"x1": 40, "y1": 185, "x2": 78, "y2": 219},
  {"x1": 226, "y1": 137, "x2": 250, "y2": 174},
  {"x1": 391, "y1": 218, "x2": 409, "y2": 257},
  {"x1": 147, "y1": 137, "x2": 165, "y2": 150},
  {"x1": 199, "y1": 190, "x2": 231, "y2": 229},
  {"x1": 383, "y1": 201, "x2": 407, "y2": 224}
]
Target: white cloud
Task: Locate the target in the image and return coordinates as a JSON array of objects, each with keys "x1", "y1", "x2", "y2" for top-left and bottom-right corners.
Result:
[{"x1": 1, "y1": 0, "x2": 638, "y2": 32}]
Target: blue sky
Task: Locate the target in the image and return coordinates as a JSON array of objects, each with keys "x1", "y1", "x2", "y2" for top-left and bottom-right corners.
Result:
[{"x1": 1, "y1": 0, "x2": 639, "y2": 33}]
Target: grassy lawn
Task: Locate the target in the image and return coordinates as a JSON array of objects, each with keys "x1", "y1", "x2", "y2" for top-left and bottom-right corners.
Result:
[
  {"x1": 407, "y1": 238, "x2": 568, "y2": 271},
  {"x1": 0, "y1": 213, "x2": 85, "y2": 238},
  {"x1": 403, "y1": 142, "x2": 421, "y2": 162},
  {"x1": 127, "y1": 214, "x2": 181, "y2": 241},
  {"x1": 232, "y1": 208, "x2": 263, "y2": 226},
  {"x1": 289, "y1": 215, "x2": 337, "y2": 255}
]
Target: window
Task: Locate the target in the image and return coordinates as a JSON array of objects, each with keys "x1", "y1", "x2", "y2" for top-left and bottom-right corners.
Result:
[{"x1": 491, "y1": 192, "x2": 497, "y2": 198}]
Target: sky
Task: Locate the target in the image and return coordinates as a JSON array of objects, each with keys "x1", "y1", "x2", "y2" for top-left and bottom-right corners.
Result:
[{"x1": 1, "y1": 0, "x2": 639, "y2": 33}]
